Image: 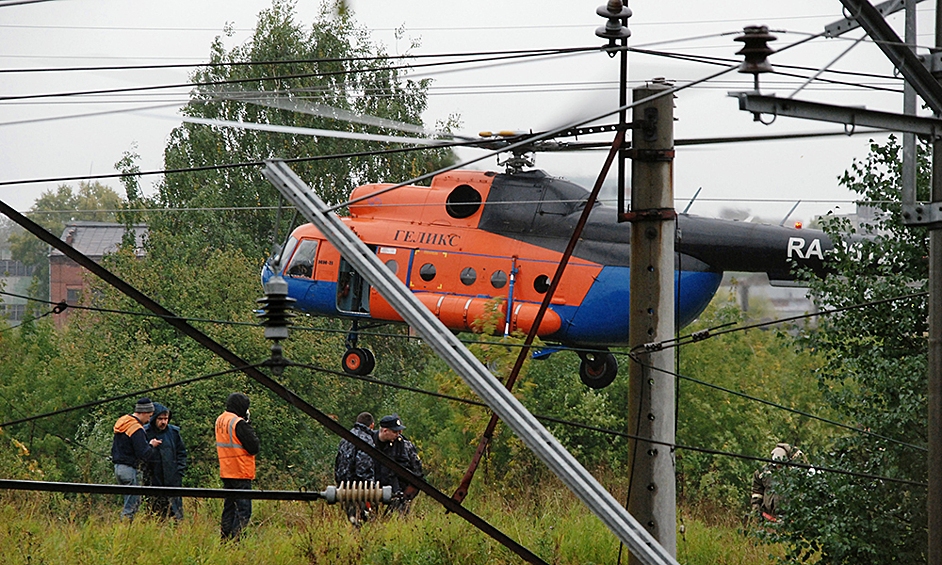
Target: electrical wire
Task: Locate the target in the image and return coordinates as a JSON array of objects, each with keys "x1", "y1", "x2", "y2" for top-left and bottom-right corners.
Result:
[
  {"x1": 629, "y1": 354, "x2": 928, "y2": 453},
  {"x1": 0, "y1": 46, "x2": 599, "y2": 103},
  {"x1": 4, "y1": 285, "x2": 918, "y2": 452},
  {"x1": 0, "y1": 363, "x2": 261, "y2": 429},
  {"x1": 637, "y1": 291, "x2": 928, "y2": 354},
  {"x1": 0, "y1": 47, "x2": 607, "y2": 75},
  {"x1": 283, "y1": 359, "x2": 927, "y2": 488}
]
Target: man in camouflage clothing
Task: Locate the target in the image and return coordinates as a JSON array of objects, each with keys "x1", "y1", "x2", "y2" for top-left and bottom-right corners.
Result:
[
  {"x1": 334, "y1": 412, "x2": 376, "y2": 525},
  {"x1": 751, "y1": 442, "x2": 795, "y2": 520}
]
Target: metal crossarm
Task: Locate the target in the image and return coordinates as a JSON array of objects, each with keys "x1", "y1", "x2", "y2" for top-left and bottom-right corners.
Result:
[{"x1": 262, "y1": 159, "x2": 679, "y2": 565}]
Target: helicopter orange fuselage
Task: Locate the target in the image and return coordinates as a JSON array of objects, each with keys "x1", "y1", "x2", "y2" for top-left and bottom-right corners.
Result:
[{"x1": 262, "y1": 168, "x2": 737, "y2": 348}]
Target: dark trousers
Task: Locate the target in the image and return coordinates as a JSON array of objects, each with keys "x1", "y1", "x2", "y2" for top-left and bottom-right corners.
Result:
[{"x1": 221, "y1": 478, "x2": 252, "y2": 540}]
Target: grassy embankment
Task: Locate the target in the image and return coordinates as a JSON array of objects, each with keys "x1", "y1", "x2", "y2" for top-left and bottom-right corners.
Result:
[{"x1": 0, "y1": 486, "x2": 782, "y2": 565}]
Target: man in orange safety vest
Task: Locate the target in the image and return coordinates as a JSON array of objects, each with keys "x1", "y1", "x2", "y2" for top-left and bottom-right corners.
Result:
[{"x1": 215, "y1": 392, "x2": 260, "y2": 541}]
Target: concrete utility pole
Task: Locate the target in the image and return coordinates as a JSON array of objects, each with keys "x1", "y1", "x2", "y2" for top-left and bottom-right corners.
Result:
[
  {"x1": 929, "y1": 4, "x2": 942, "y2": 563},
  {"x1": 626, "y1": 79, "x2": 676, "y2": 562}
]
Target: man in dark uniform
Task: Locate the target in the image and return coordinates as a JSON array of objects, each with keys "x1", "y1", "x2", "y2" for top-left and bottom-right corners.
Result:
[
  {"x1": 143, "y1": 402, "x2": 188, "y2": 520},
  {"x1": 334, "y1": 412, "x2": 376, "y2": 525},
  {"x1": 373, "y1": 413, "x2": 423, "y2": 514}
]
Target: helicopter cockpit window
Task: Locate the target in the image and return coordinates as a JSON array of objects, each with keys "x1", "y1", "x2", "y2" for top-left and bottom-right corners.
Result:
[
  {"x1": 490, "y1": 270, "x2": 508, "y2": 289},
  {"x1": 460, "y1": 267, "x2": 477, "y2": 286},
  {"x1": 420, "y1": 263, "x2": 436, "y2": 282},
  {"x1": 445, "y1": 185, "x2": 482, "y2": 219},
  {"x1": 272, "y1": 237, "x2": 298, "y2": 274},
  {"x1": 533, "y1": 274, "x2": 550, "y2": 294},
  {"x1": 286, "y1": 239, "x2": 318, "y2": 278}
]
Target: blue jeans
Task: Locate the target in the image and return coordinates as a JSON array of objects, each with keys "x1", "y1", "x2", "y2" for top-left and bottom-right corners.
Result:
[
  {"x1": 114, "y1": 464, "x2": 140, "y2": 520},
  {"x1": 221, "y1": 478, "x2": 252, "y2": 540}
]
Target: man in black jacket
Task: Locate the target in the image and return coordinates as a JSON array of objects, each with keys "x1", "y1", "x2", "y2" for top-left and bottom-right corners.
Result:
[
  {"x1": 334, "y1": 412, "x2": 376, "y2": 525},
  {"x1": 112, "y1": 397, "x2": 162, "y2": 521},
  {"x1": 143, "y1": 402, "x2": 188, "y2": 520},
  {"x1": 373, "y1": 414, "x2": 423, "y2": 514}
]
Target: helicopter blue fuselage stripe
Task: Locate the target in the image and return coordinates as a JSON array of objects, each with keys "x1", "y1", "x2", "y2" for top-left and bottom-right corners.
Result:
[
  {"x1": 263, "y1": 264, "x2": 722, "y2": 346},
  {"x1": 553, "y1": 266, "x2": 722, "y2": 346}
]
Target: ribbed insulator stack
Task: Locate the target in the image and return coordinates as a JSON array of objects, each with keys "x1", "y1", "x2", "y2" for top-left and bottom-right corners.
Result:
[{"x1": 321, "y1": 481, "x2": 392, "y2": 504}]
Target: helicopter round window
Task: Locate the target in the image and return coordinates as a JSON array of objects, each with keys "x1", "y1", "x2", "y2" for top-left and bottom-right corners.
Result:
[
  {"x1": 384, "y1": 259, "x2": 399, "y2": 275},
  {"x1": 420, "y1": 263, "x2": 436, "y2": 282},
  {"x1": 533, "y1": 274, "x2": 551, "y2": 294},
  {"x1": 460, "y1": 267, "x2": 477, "y2": 286},
  {"x1": 490, "y1": 270, "x2": 508, "y2": 289},
  {"x1": 445, "y1": 184, "x2": 482, "y2": 219}
]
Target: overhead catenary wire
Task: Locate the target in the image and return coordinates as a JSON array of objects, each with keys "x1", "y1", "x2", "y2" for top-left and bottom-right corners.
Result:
[
  {"x1": 4, "y1": 283, "x2": 920, "y2": 452},
  {"x1": 0, "y1": 46, "x2": 600, "y2": 103},
  {"x1": 637, "y1": 291, "x2": 929, "y2": 354}
]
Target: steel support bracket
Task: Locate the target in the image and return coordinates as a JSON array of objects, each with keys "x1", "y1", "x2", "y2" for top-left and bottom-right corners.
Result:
[
  {"x1": 902, "y1": 202, "x2": 942, "y2": 227},
  {"x1": 620, "y1": 208, "x2": 678, "y2": 223},
  {"x1": 733, "y1": 92, "x2": 942, "y2": 139},
  {"x1": 626, "y1": 148, "x2": 675, "y2": 162}
]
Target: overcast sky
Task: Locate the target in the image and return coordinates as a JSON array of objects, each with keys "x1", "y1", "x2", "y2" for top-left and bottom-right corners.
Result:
[{"x1": 0, "y1": 0, "x2": 934, "y2": 223}]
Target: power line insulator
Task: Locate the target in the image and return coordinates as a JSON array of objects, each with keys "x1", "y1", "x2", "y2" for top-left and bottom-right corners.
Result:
[
  {"x1": 320, "y1": 481, "x2": 392, "y2": 505},
  {"x1": 596, "y1": 0, "x2": 632, "y2": 47},
  {"x1": 256, "y1": 275, "x2": 296, "y2": 374},
  {"x1": 735, "y1": 25, "x2": 777, "y2": 79}
]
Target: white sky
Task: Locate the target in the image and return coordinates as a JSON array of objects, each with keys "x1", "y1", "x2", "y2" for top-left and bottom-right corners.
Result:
[{"x1": 0, "y1": 0, "x2": 934, "y2": 223}]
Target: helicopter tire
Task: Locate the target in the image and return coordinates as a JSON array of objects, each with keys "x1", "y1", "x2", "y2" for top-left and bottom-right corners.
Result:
[
  {"x1": 342, "y1": 348, "x2": 374, "y2": 375},
  {"x1": 578, "y1": 352, "x2": 618, "y2": 389},
  {"x1": 362, "y1": 348, "x2": 376, "y2": 374}
]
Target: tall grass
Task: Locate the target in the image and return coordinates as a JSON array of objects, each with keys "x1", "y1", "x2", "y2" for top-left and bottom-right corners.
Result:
[{"x1": 0, "y1": 486, "x2": 781, "y2": 565}]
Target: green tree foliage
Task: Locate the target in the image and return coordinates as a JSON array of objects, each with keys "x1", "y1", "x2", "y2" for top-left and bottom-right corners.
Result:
[
  {"x1": 156, "y1": 0, "x2": 456, "y2": 256},
  {"x1": 768, "y1": 136, "x2": 930, "y2": 563},
  {"x1": 668, "y1": 293, "x2": 835, "y2": 511},
  {"x1": 8, "y1": 182, "x2": 123, "y2": 300}
]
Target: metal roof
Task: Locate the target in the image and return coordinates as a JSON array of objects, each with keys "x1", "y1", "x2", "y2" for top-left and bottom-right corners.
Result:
[{"x1": 50, "y1": 221, "x2": 147, "y2": 258}]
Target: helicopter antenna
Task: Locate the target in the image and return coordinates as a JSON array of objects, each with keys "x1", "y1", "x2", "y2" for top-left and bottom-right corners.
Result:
[
  {"x1": 681, "y1": 187, "x2": 702, "y2": 214},
  {"x1": 779, "y1": 200, "x2": 801, "y2": 226}
]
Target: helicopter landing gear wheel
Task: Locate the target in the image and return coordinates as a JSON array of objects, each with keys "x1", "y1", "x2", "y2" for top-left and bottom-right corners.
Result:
[
  {"x1": 342, "y1": 348, "x2": 376, "y2": 375},
  {"x1": 578, "y1": 351, "x2": 617, "y2": 389}
]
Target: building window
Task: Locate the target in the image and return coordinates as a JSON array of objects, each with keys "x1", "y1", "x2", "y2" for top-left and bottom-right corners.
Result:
[{"x1": 66, "y1": 288, "x2": 82, "y2": 304}]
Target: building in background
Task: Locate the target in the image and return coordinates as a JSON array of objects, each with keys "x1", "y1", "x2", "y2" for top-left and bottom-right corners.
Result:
[
  {"x1": 49, "y1": 221, "x2": 147, "y2": 327},
  {"x1": 0, "y1": 251, "x2": 35, "y2": 327}
]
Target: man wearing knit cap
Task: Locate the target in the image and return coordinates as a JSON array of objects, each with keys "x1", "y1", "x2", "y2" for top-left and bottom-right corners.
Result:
[{"x1": 112, "y1": 397, "x2": 162, "y2": 520}]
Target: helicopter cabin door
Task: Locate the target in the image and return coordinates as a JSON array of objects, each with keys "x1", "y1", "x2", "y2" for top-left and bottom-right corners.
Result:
[
  {"x1": 335, "y1": 248, "x2": 375, "y2": 314},
  {"x1": 366, "y1": 246, "x2": 412, "y2": 322}
]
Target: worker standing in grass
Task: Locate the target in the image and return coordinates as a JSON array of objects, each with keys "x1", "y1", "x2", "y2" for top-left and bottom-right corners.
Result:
[
  {"x1": 334, "y1": 412, "x2": 377, "y2": 526},
  {"x1": 111, "y1": 397, "x2": 162, "y2": 521},
  {"x1": 373, "y1": 414, "x2": 423, "y2": 514},
  {"x1": 215, "y1": 393, "x2": 259, "y2": 541},
  {"x1": 143, "y1": 402, "x2": 188, "y2": 520},
  {"x1": 751, "y1": 442, "x2": 798, "y2": 521}
]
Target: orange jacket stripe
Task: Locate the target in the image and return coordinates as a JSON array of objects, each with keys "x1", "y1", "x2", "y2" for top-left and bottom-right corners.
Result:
[
  {"x1": 215, "y1": 411, "x2": 255, "y2": 479},
  {"x1": 113, "y1": 414, "x2": 143, "y2": 436}
]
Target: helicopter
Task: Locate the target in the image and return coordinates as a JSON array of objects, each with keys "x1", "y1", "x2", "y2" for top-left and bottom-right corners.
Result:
[{"x1": 260, "y1": 158, "x2": 836, "y2": 388}]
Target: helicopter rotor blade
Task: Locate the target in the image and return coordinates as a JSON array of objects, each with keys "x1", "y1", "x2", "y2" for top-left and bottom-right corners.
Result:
[
  {"x1": 209, "y1": 88, "x2": 480, "y2": 142},
  {"x1": 172, "y1": 114, "x2": 450, "y2": 146}
]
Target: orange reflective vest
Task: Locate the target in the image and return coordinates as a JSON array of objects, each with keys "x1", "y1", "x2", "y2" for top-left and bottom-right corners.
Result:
[{"x1": 215, "y1": 411, "x2": 255, "y2": 479}]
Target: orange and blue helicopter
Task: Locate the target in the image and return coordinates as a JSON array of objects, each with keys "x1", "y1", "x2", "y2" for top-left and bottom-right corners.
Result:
[{"x1": 260, "y1": 165, "x2": 834, "y2": 388}]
